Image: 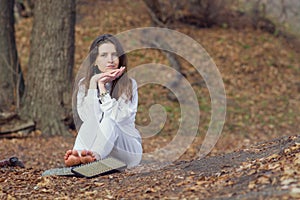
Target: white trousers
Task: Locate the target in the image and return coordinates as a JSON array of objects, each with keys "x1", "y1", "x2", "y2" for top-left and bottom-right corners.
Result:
[{"x1": 73, "y1": 117, "x2": 142, "y2": 168}]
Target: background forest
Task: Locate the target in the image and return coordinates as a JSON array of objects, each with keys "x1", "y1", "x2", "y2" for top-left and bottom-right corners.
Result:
[{"x1": 1, "y1": 0, "x2": 300, "y2": 199}]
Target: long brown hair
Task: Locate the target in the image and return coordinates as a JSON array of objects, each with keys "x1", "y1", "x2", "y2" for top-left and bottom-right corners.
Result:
[{"x1": 85, "y1": 34, "x2": 132, "y2": 101}]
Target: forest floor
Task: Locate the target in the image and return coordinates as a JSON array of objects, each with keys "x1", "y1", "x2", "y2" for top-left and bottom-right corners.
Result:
[
  {"x1": 1, "y1": 0, "x2": 300, "y2": 199},
  {"x1": 1, "y1": 134, "x2": 300, "y2": 199}
]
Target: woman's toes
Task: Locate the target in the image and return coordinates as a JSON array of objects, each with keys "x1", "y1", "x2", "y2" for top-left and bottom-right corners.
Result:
[
  {"x1": 66, "y1": 150, "x2": 72, "y2": 154},
  {"x1": 87, "y1": 151, "x2": 96, "y2": 161},
  {"x1": 64, "y1": 150, "x2": 73, "y2": 160},
  {"x1": 64, "y1": 149, "x2": 83, "y2": 167},
  {"x1": 80, "y1": 154, "x2": 95, "y2": 164},
  {"x1": 65, "y1": 155, "x2": 81, "y2": 167},
  {"x1": 86, "y1": 150, "x2": 93, "y2": 157},
  {"x1": 80, "y1": 149, "x2": 87, "y2": 157},
  {"x1": 72, "y1": 150, "x2": 79, "y2": 156}
]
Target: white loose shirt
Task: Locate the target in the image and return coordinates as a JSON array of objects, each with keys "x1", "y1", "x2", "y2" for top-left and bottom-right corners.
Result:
[
  {"x1": 76, "y1": 78, "x2": 141, "y2": 139},
  {"x1": 74, "y1": 78, "x2": 142, "y2": 167}
]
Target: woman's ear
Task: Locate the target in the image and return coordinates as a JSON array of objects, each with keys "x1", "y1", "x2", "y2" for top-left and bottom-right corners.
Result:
[{"x1": 93, "y1": 65, "x2": 101, "y2": 74}]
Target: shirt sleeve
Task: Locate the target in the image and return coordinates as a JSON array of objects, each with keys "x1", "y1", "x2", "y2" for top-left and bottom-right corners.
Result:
[
  {"x1": 99, "y1": 79, "x2": 138, "y2": 124},
  {"x1": 77, "y1": 85, "x2": 103, "y2": 122}
]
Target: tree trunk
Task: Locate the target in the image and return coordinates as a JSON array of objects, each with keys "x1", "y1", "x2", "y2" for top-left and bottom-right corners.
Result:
[
  {"x1": 0, "y1": 0, "x2": 24, "y2": 112},
  {"x1": 21, "y1": 0, "x2": 76, "y2": 136}
]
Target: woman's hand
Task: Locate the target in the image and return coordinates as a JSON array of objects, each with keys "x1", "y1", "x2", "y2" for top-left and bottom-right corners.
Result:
[
  {"x1": 98, "y1": 67, "x2": 125, "y2": 84},
  {"x1": 89, "y1": 67, "x2": 125, "y2": 89}
]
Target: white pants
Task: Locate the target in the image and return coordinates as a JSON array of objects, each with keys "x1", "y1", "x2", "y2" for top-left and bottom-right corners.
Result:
[{"x1": 73, "y1": 117, "x2": 142, "y2": 168}]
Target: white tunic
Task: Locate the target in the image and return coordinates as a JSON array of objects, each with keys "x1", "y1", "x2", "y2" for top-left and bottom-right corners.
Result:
[{"x1": 73, "y1": 78, "x2": 142, "y2": 168}]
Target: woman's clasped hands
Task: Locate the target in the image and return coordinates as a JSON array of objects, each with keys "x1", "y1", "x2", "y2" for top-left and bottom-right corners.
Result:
[{"x1": 89, "y1": 66, "x2": 125, "y2": 89}]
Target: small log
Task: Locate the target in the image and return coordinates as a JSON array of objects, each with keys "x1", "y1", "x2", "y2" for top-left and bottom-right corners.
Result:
[
  {"x1": 0, "y1": 112, "x2": 17, "y2": 125},
  {"x1": 0, "y1": 116, "x2": 35, "y2": 138},
  {"x1": 0, "y1": 120, "x2": 35, "y2": 134}
]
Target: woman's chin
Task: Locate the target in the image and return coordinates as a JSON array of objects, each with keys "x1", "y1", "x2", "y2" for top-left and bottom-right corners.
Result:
[{"x1": 105, "y1": 67, "x2": 117, "y2": 72}]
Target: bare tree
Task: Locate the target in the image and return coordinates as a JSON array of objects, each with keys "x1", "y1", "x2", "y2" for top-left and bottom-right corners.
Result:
[
  {"x1": 143, "y1": 0, "x2": 230, "y2": 28},
  {"x1": 0, "y1": 0, "x2": 24, "y2": 113},
  {"x1": 21, "y1": 0, "x2": 76, "y2": 135}
]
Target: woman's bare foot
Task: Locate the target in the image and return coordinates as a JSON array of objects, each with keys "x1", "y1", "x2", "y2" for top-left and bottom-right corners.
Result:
[
  {"x1": 80, "y1": 150, "x2": 96, "y2": 164},
  {"x1": 64, "y1": 150, "x2": 81, "y2": 167}
]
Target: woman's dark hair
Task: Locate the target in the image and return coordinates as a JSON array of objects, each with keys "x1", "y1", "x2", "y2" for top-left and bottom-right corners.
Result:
[{"x1": 85, "y1": 34, "x2": 132, "y2": 101}]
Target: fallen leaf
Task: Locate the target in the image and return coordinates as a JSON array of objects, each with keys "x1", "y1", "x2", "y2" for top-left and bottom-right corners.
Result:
[
  {"x1": 290, "y1": 188, "x2": 300, "y2": 198},
  {"x1": 248, "y1": 181, "x2": 256, "y2": 190},
  {"x1": 257, "y1": 175, "x2": 270, "y2": 184},
  {"x1": 281, "y1": 179, "x2": 297, "y2": 185},
  {"x1": 94, "y1": 182, "x2": 105, "y2": 187}
]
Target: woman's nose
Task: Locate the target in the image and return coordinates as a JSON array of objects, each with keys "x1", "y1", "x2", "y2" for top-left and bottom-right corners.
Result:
[{"x1": 108, "y1": 54, "x2": 114, "y2": 62}]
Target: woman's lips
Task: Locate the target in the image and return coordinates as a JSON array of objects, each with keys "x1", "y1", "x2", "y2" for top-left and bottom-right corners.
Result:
[{"x1": 107, "y1": 65, "x2": 116, "y2": 68}]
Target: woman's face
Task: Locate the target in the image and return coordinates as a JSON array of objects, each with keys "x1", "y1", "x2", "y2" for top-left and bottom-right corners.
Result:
[{"x1": 95, "y1": 42, "x2": 119, "y2": 72}]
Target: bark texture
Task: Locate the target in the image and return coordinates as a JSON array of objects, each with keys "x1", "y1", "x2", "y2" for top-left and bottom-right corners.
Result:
[
  {"x1": 21, "y1": 0, "x2": 76, "y2": 135},
  {"x1": 0, "y1": 0, "x2": 23, "y2": 112}
]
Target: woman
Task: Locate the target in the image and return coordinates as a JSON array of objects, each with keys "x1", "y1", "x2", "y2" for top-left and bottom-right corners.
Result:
[{"x1": 64, "y1": 34, "x2": 142, "y2": 168}]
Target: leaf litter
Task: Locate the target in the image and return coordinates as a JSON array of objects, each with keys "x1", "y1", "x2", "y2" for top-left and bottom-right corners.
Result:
[{"x1": 2, "y1": 0, "x2": 300, "y2": 199}]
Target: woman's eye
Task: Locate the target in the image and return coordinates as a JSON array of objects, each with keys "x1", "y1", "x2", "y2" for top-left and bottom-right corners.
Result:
[{"x1": 100, "y1": 53, "x2": 106, "y2": 57}]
